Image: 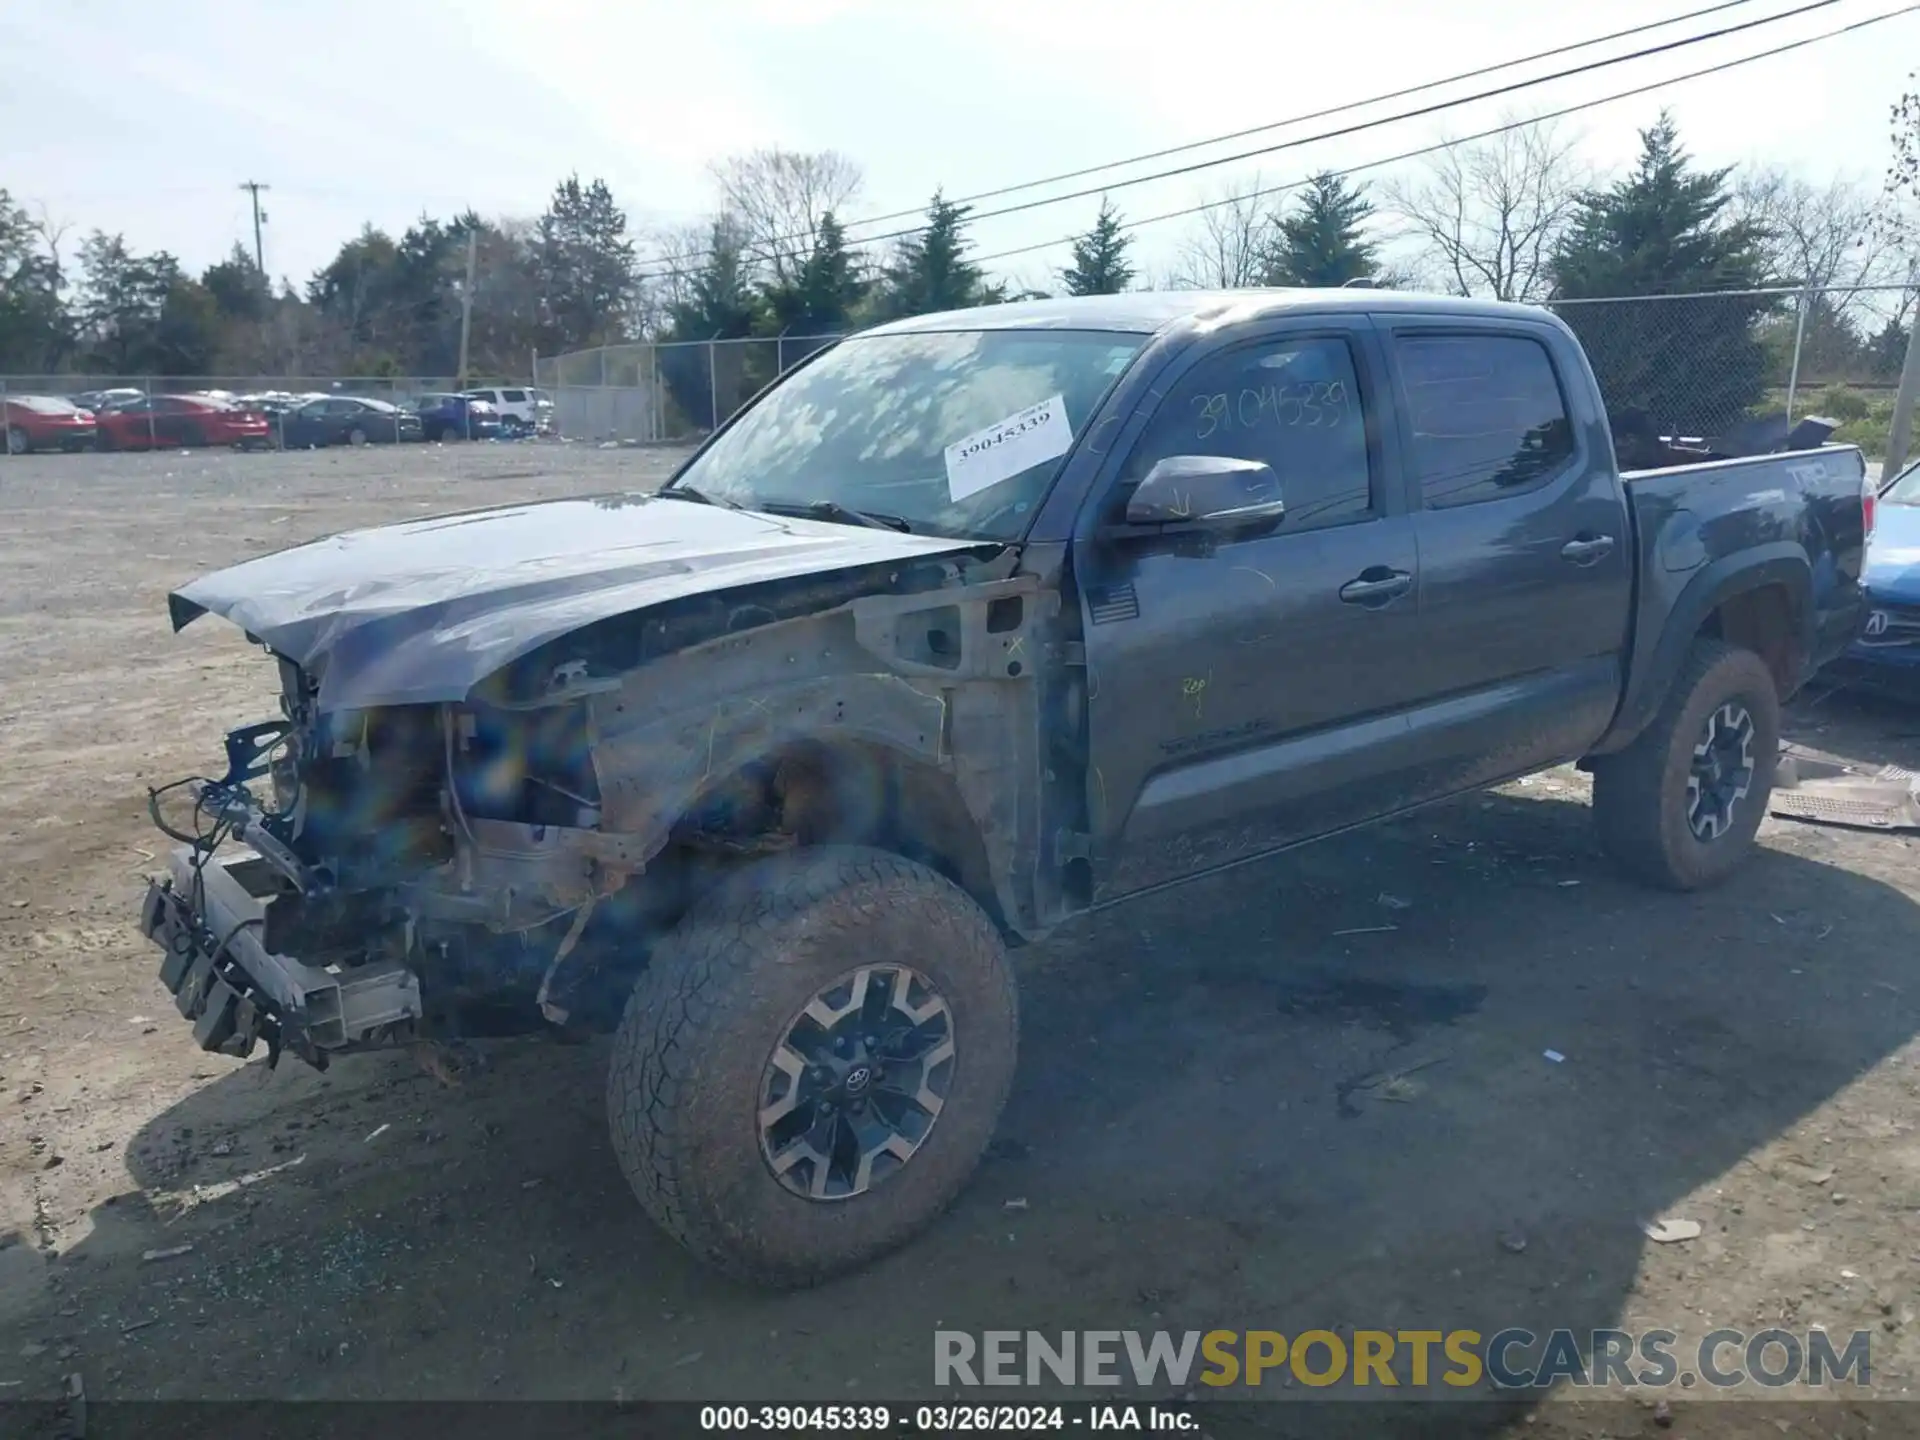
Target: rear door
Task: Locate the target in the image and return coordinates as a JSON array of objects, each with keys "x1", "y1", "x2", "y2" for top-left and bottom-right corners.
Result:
[
  {"x1": 1378, "y1": 320, "x2": 1634, "y2": 799},
  {"x1": 1075, "y1": 317, "x2": 1438, "y2": 898}
]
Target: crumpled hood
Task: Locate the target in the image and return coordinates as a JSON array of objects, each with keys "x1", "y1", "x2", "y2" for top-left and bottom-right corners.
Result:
[
  {"x1": 1865, "y1": 502, "x2": 1920, "y2": 601},
  {"x1": 169, "y1": 493, "x2": 986, "y2": 709}
]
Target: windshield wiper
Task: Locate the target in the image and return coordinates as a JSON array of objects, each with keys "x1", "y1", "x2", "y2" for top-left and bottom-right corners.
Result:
[
  {"x1": 757, "y1": 499, "x2": 914, "y2": 533},
  {"x1": 655, "y1": 483, "x2": 744, "y2": 510}
]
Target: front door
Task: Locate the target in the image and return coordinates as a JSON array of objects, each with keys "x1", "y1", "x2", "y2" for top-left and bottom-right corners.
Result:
[{"x1": 1073, "y1": 320, "x2": 1434, "y2": 900}]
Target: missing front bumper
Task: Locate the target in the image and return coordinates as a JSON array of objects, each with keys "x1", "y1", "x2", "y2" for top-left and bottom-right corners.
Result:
[{"x1": 137, "y1": 847, "x2": 424, "y2": 1067}]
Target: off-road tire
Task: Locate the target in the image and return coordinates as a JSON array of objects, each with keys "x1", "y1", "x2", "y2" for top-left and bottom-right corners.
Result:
[
  {"x1": 1591, "y1": 638, "x2": 1781, "y2": 891},
  {"x1": 607, "y1": 845, "x2": 1018, "y2": 1288}
]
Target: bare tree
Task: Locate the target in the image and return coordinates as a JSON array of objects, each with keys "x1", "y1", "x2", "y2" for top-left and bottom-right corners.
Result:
[
  {"x1": 709, "y1": 149, "x2": 863, "y2": 284},
  {"x1": 638, "y1": 218, "x2": 718, "y2": 331},
  {"x1": 1168, "y1": 174, "x2": 1278, "y2": 289},
  {"x1": 1380, "y1": 116, "x2": 1590, "y2": 302},
  {"x1": 1732, "y1": 167, "x2": 1896, "y2": 299}
]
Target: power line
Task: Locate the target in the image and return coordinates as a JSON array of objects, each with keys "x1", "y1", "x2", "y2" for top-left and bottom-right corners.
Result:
[
  {"x1": 634, "y1": 0, "x2": 1852, "y2": 282},
  {"x1": 964, "y1": 2, "x2": 1920, "y2": 270},
  {"x1": 832, "y1": 0, "x2": 1769, "y2": 235}
]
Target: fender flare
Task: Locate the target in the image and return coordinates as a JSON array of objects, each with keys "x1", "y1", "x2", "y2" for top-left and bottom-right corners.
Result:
[{"x1": 1592, "y1": 543, "x2": 1812, "y2": 755}]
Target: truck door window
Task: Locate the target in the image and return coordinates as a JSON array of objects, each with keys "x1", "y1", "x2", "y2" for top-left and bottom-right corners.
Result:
[
  {"x1": 1122, "y1": 336, "x2": 1373, "y2": 533},
  {"x1": 1396, "y1": 333, "x2": 1575, "y2": 509}
]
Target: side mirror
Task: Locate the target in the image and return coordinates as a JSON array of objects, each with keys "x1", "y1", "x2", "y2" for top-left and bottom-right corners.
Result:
[{"x1": 1123, "y1": 454, "x2": 1286, "y2": 528}]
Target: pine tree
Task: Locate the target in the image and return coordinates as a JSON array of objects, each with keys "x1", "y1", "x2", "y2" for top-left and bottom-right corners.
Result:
[
  {"x1": 874, "y1": 192, "x2": 1003, "y2": 319},
  {"x1": 1061, "y1": 198, "x2": 1135, "y2": 296},
  {"x1": 665, "y1": 215, "x2": 758, "y2": 342},
  {"x1": 660, "y1": 215, "x2": 760, "y2": 431},
  {"x1": 536, "y1": 174, "x2": 636, "y2": 350},
  {"x1": 1549, "y1": 111, "x2": 1771, "y2": 437},
  {"x1": 759, "y1": 211, "x2": 867, "y2": 336},
  {"x1": 1264, "y1": 173, "x2": 1379, "y2": 287}
]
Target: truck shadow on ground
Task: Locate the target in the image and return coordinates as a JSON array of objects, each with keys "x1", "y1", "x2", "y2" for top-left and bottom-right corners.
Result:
[{"x1": 12, "y1": 776, "x2": 1920, "y2": 1437}]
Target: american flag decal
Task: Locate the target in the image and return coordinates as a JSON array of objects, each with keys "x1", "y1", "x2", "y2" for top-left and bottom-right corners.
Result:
[{"x1": 1087, "y1": 583, "x2": 1140, "y2": 625}]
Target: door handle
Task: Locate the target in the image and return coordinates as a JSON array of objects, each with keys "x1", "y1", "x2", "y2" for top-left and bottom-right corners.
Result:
[
  {"x1": 1561, "y1": 534, "x2": 1616, "y2": 564},
  {"x1": 1339, "y1": 570, "x2": 1413, "y2": 605}
]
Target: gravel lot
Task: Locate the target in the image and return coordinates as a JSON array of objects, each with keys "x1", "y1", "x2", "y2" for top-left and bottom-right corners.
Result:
[{"x1": 1, "y1": 444, "x2": 1917, "y2": 1437}]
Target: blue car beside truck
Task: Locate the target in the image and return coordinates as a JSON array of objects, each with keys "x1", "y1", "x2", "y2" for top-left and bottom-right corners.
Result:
[{"x1": 1836, "y1": 457, "x2": 1920, "y2": 691}]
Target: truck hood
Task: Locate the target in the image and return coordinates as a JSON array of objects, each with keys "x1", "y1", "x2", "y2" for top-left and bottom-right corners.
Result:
[
  {"x1": 1865, "y1": 503, "x2": 1920, "y2": 601},
  {"x1": 169, "y1": 493, "x2": 988, "y2": 709}
]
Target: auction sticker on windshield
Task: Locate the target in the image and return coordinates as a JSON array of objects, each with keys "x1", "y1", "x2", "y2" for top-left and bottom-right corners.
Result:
[{"x1": 945, "y1": 394, "x2": 1072, "y2": 502}]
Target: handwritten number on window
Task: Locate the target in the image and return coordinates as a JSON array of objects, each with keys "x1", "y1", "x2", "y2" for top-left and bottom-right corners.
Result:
[{"x1": 1191, "y1": 380, "x2": 1347, "y2": 441}]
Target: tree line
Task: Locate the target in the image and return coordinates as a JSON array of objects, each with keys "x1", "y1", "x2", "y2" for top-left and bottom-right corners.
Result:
[{"x1": 3, "y1": 93, "x2": 1917, "y2": 433}]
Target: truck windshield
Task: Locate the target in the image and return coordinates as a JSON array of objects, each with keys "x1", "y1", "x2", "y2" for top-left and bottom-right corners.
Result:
[
  {"x1": 664, "y1": 328, "x2": 1148, "y2": 539},
  {"x1": 1885, "y1": 458, "x2": 1920, "y2": 505}
]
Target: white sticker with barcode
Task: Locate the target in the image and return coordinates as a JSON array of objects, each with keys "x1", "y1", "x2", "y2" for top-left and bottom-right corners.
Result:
[{"x1": 944, "y1": 394, "x2": 1072, "y2": 502}]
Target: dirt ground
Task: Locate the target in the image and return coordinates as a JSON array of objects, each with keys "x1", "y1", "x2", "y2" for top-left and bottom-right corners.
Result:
[{"x1": 0, "y1": 442, "x2": 1917, "y2": 1438}]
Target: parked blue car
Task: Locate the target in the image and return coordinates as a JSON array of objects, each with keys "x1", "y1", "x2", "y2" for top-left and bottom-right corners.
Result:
[
  {"x1": 413, "y1": 393, "x2": 502, "y2": 442},
  {"x1": 1838, "y1": 457, "x2": 1920, "y2": 691}
]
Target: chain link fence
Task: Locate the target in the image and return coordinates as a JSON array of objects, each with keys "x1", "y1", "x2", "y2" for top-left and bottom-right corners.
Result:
[
  {"x1": 530, "y1": 286, "x2": 1918, "y2": 457},
  {"x1": 1548, "y1": 284, "x2": 1914, "y2": 455},
  {"x1": 533, "y1": 334, "x2": 844, "y2": 445}
]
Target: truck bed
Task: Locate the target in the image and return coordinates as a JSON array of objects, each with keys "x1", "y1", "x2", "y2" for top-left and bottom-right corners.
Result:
[{"x1": 1597, "y1": 443, "x2": 1869, "y2": 752}]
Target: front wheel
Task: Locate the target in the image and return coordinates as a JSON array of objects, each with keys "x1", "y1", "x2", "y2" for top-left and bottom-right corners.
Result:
[
  {"x1": 607, "y1": 846, "x2": 1019, "y2": 1288},
  {"x1": 5, "y1": 429, "x2": 28, "y2": 455},
  {"x1": 1591, "y1": 638, "x2": 1781, "y2": 892}
]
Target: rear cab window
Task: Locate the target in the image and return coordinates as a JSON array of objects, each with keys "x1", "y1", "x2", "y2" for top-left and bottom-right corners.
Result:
[{"x1": 1393, "y1": 332, "x2": 1575, "y2": 509}]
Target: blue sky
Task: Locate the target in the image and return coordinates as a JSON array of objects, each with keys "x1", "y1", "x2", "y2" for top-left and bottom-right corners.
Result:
[{"x1": 4, "y1": 0, "x2": 1915, "y2": 291}]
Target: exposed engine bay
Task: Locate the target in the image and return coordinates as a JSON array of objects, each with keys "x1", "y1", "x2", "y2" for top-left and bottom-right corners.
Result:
[{"x1": 139, "y1": 543, "x2": 1067, "y2": 1072}]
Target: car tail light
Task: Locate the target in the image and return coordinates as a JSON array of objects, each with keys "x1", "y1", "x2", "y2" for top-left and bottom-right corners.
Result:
[{"x1": 1864, "y1": 468, "x2": 1877, "y2": 541}]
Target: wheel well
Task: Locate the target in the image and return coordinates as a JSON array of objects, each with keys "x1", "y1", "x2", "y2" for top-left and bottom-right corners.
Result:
[
  {"x1": 1699, "y1": 582, "x2": 1802, "y2": 696},
  {"x1": 664, "y1": 740, "x2": 1004, "y2": 931}
]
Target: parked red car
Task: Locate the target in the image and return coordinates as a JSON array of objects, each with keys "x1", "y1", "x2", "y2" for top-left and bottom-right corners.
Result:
[
  {"x1": 95, "y1": 394, "x2": 272, "y2": 451},
  {"x1": 3, "y1": 395, "x2": 99, "y2": 454}
]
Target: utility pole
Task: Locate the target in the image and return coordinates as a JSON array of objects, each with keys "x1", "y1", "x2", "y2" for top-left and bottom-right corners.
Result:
[
  {"x1": 238, "y1": 180, "x2": 270, "y2": 277},
  {"x1": 456, "y1": 228, "x2": 478, "y2": 390},
  {"x1": 1885, "y1": 258, "x2": 1920, "y2": 479}
]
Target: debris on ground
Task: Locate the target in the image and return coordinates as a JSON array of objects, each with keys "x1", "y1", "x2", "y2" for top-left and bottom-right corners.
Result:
[
  {"x1": 1643, "y1": 1218, "x2": 1702, "y2": 1244},
  {"x1": 1003, "y1": 1198, "x2": 1029, "y2": 1212},
  {"x1": 1376, "y1": 893, "x2": 1412, "y2": 910},
  {"x1": 139, "y1": 1244, "x2": 193, "y2": 1264},
  {"x1": 1769, "y1": 753, "x2": 1920, "y2": 832},
  {"x1": 1498, "y1": 1230, "x2": 1528, "y2": 1254},
  {"x1": 1543, "y1": 1049, "x2": 1566, "y2": 1064},
  {"x1": 1775, "y1": 1154, "x2": 1835, "y2": 1185},
  {"x1": 62, "y1": 1370, "x2": 85, "y2": 1439}
]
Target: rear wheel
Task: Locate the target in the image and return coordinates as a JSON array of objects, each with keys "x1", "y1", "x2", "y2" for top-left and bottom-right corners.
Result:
[
  {"x1": 607, "y1": 846, "x2": 1019, "y2": 1288},
  {"x1": 5, "y1": 428, "x2": 28, "y2": 455},
  {"x1": 347, "y1": 426, "x2": 369, "y2": 447},
  {"x1": 1591, "y1": 638, "x2": 1781, "y2": 891}
]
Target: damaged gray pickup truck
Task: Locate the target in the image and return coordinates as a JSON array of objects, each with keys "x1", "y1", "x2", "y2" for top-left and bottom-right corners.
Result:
[{"x1": 140, "y1": 291, "x2": 1874, "y2": 1286}]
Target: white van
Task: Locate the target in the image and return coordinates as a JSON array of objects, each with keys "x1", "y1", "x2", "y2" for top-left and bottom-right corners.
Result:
[{"x1": 461, "y1": 387, "x2": 554, "y2": 433}]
